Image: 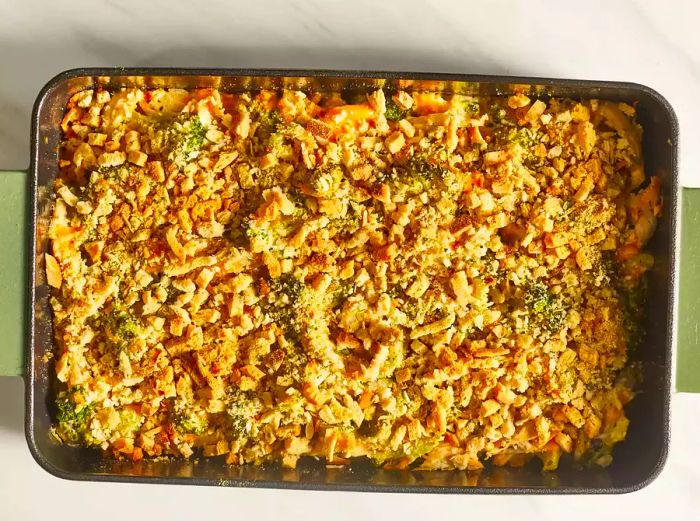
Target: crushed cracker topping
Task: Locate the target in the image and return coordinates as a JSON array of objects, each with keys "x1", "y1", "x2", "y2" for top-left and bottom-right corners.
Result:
[{"x1": 49, "y1": 87, "x2": 659, "y2": 471}]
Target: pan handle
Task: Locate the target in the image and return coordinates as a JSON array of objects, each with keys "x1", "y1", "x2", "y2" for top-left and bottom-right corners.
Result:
[
  {"x1": 0, "y1": 170, "x2": 28, "y2": 377},
  {"x1": 678, "y1": 187, "x2": 700, "y2": 392}
]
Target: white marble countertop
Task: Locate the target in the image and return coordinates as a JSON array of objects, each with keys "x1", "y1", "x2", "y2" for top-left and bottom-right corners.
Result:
[{"x1": 1, "y1": 0, "x2": 698, "y2": 519}]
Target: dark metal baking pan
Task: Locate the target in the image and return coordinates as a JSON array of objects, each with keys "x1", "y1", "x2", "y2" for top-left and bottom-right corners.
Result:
[{"x1": 0, "y1": 68, "x2": 680, "y2": 493}]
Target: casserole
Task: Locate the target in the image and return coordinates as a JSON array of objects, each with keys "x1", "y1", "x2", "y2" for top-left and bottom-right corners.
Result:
[{"x1": 0, "y1": 68, "x2": 682, "y2": 493}]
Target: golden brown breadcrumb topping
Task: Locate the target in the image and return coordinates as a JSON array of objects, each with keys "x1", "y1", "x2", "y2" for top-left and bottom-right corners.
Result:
[{"x1": 48, "y1": 86, "x2": 660, "y2": 471}]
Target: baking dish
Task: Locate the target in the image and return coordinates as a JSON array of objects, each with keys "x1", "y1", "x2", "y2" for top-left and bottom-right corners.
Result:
[{"x1": 0, "y1": 68, "x2": 686, "y2": 493}]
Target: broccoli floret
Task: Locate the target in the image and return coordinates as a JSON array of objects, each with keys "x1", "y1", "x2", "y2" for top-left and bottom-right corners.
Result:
[
  {"x1": 167, "y1": 115, "x2": 206, "y2": 167},
  {"x1": 113, "y1": 312, "x2": 140, "y2": 340},
  {"x1": 461, "y1": 98, "x2": 480, "y2": 116},
  {"x1": 309, "y1": 164, "x2": 342, "y2": 196},
  {"x1": 330, "y1": 201, "x2": 361, "y2": 235},
  {"x1": 117, "y1": 407, "x2": 144, "y2": 436},
  {"x1": 408, "y1": 438, "x2": 439, "y2": 460},
  {"x1": 452, "y1": 97, "x2": 481, "y2": 118},
  {"x1": 384, "y1": 96, "x2": 409, "y2": 121},
  {"x1": 255, "y1": 109, "x2": 282, "y2": 141},
  {"x1": 242, "y1": 218, "x2": 274, "y2": 252},
  {"x1": 262, "y1": 274, "x2": 309, "y2": 352},
  {"x1": 100, "y1": 310, "x2": 141, "y2": 351},
  {"x1": 370, "y1": 449, "x2": 405, "y2": 466},
  {"x1": 268, "y1": 132, "x2": 284, "y2": 147},
  {"x1": 243, "y1": 220, "x2": 270, "y2": 241},
  {"x1": 583, "y1": 439, "x2": 613, "y2": 468},
  {"x1": 228, "y1": 413, "x2": 247, "y2": 440},
  {"x1": 285, "y1": 188, "x2": 307, "y2": 209},
  {"x1": 226, "y1": 390, "x2": 261, "y2": 440},
  {"x1": 270, "y1": 273, "x2": 306, "y2": 344},
  {"x1": 489, "y1": 124, "x2": 541, "y2": 152},
  {"x1": 524, "y1": 281, "x2": 566, "y2": 333},
  {"x1": 507, "y1": 127, "x2": 540, "y2": 148},
  {"x1": 56, "y1": 394, "x2": 92, "y2": 424},
  {"x1": 266, "y1": 132, "x2": 289, "y2": 157},
  {"x1": 488, "y1": 104, "x2": 508, "y2": 123},
  {"x1": 182, "y1": 116, "x2": 206, "y2": 150},
  {"x1": 55, "y1": 389, "x2": 93, "y2": 444},
  {"x1": 172, "y1": 397, "x2": 209, "y2": 435},
  {"x1": 525, "y1": 281, "x2": 550, "y2": 313},
  {"x1": 272, "y1": 274, "x2": 305, "y2": 303},
  {"x1": 598, "y1": 253, "x2": 647, "y2": 350},
  {"x1": 616, "y1": 273, "x2": 647, "y2": 351},
  {"x1": 407, "y1": 155, "x2": 450, "y2": 185},
  {"x1": 95, "y1": 164, "x2": 131, "y2": 182},
  {"x1": 174, "y1": 410, "x2": 208, "y2": 435}
]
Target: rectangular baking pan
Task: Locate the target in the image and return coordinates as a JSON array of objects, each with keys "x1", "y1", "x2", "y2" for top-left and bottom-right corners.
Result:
[{"x1": 0, "y1": 68, "x2": 682, "y2": 493}]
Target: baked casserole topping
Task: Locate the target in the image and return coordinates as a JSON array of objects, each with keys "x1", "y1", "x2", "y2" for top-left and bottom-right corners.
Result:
[{"x1": 48, "y1": 85, "x2": 661, "y2": 471}]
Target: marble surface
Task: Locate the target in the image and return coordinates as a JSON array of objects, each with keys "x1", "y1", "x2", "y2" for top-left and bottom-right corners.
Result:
[{"x1": 0, "y1": 0, "x2": 698, "y2": 519}]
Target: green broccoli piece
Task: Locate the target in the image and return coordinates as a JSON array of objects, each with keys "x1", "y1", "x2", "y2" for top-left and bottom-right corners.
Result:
[
  {"x1": 488, "y1": 104, "x2": 508, "y2": 123},
  {"x1": 370, "y1": 449, "x2": 405, "y2": 466},
  {"x1": 100, "y1": 310, "x2": 141, "y2": 351},
  {"x1": 243, "y1": 219, "x2": 270, "y2": 241},
  {"x1": 182, "y1": 116, "x2": 206, "y2": 150},
  {"x1": 462, "y1": 98, "x2": 480, "y2": 116},
  {"x1": 598, "y1": 253, "x2": 647, "y2": 350},
  {"x1": 226, "y1": 390, "x2": 261, "y2": 440},
  {"x1": 489, "y1": 123, "x2": 540, "y2": 152},
  {"x1": 409, "y1": 437, "x2": 440, "y2": 460},
  {"x1": 408, "y1": 155, "x2": 449, "y2": 185},
  {"x1": 524, "y1": 281, "x2": 566, "y2": 333},
  {"x1": 525, "y1": 281, "x2": 550, "y2": 313},
  {"x1": 453, "y1": 97, "x2": 480, "y2": 117},
  {"x1": 117, "y1": 407, "x2": 144, "y2": 436},
  {"x1": 268, "y1": 274, "x2": 306, "y2": 340},
  {"x1": 55, "y1": 389, "x2": 93, "y2": 444},
  {"x1": 583, "y1": 439, "x2": 613, "y2": 468},
  {"x1": 174, "y1": 410, "x2": 208, "y2": 435},
  {"x1": 618, "y1": 278, "x2": 647, "y2": 350},
  {"x1": 228, "y1": 414, "x2": 247, "y2": 440},
  {"x1": 167, "y1": 115, "x2": 207, "y2": 167},
  {"x1": 172, "y1": 397, "x2": 209, "y2": 435},
  {"x1": 266, "y1": 132, "x2": 288, "y2": 156},
  {"x1": 309, "y1": 164, "x2": 342, "y2": 196},
  {"x1": 409, "y1": 155, "x2": 447, "y2": 180},
  {"x1": 285, "y1": 188, "x2": 307, "y2": 209},
  {"x1": 113, "y1": 312, "x2": 140, "y2": 340},
  {"x1": 384, "y1": 96, "x2": 409, "y2": 121},
  {"x1": 507, "y1": 127, "x2": 540, "y2": 148},
  {"x1": 272, "y1": 274, "x2": 305, "y2": 303},
  {"x1": 330, "y1": 201, "x2": 362, "y2": 235},
  {"x1": 96, "y1": 164, "x2": 131, "y2": 182},
  {"x1": 255, "y1": 109, "x2": 283, "y2": 140},
  {"x1": 56, "y1": 394, "x2": 92, "y2": 424},
  {"x1": 241, "y1": 218, "x2": 277, "y2": 252}
]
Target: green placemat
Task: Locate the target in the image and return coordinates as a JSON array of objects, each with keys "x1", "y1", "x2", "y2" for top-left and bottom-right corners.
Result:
[
  {"x1": 0, "y1": 171, "x2": 27, "y2": 376},
  {"x1": 678, "y1": 188, "x2": 700, "y2": 392}
]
